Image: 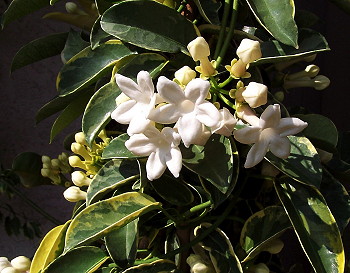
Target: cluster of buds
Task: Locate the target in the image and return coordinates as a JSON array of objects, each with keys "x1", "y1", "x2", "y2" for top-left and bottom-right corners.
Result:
[
  {"x1": 0, "y1": 256, "x2": 31, "y2": 273},
  {"x1": 63, "y1": 130, "x2": 110, "y2": 202},
  {"x1": 41, "y1": 152, "x2": 72, "y2": 186}
]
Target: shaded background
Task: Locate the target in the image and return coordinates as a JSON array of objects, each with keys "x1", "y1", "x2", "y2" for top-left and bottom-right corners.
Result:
[{"x1": 0, "y1": 0, "x2": 349, "y2": 261}]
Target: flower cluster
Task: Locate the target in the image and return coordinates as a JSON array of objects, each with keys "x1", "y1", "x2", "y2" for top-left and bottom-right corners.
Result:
[{"x1": 0, "y1": 256, "x2": 31, "y2": 273}]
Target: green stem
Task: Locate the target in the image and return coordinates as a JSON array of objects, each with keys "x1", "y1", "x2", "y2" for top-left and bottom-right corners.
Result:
[
  {"x1": 182, "y1": 201, "x2": 212, "y2": 219},
  {"x1": 177, "y1": 0, "x2": 187, "y2": 13},
  {"x1": 218, "y1": 75, "x2": 234, "y2": 88},
  {"x1": 218, "y1": 93, "x2": 236, "y2": 109},
  {"x1": 215, "y1": 0, "x2": 239, "y2": 68},
  {"x1": 214, "y1": 0, "x2": 232, "y2": 59}
]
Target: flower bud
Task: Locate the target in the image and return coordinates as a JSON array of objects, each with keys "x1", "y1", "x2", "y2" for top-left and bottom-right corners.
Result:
[
  {"x1": 71, "y1": 143, "x2": 92, "y2": 160},
  {"x1": 63, "y1": 186, "x2": 87, "y2": 202},
  {"x1": 71, "y1": 171, "x2": 92, "y2": 187},
  {"x1": 286, "y1": 64, "x2": 320, "y2": 80},
  {"x1": 68, "y1": 155, "x2": 87, "y2": 170},
  {"x1": 0, "y1": 257, "x2": 11, "y2": 271},
  {"x1": 74, "y1": 132, "x2": 87, "y2": 145},
  {"x1": 1, "y1": 267, "x2": 20, "y2": 273},
  {"x1": 242, "y1": 82, "x2": 268, "y2": 108},
  {"x1": 196, "y1": 58, "x2": 217, "y2": 78},
  {"x1": 115, "y1": 93, "x2": 130, "y2": 106},
  {"x1": 41, "y1": 155, "x2": 51, "y2": 165},
  {"x1": 174, "y1": 66, "x2": 196, "y2": 86},
  {"x1": 236, "y1": 39, "x2": 262, "y2": 64},
  {"x1": 313, "y1": 75, "x2": 330, "y2": 90},
  {"x1": 187, "y1": 37, "x2": 211, "y2": 61},
  {"x1": 284, "y1": 75, "x2": 330, "y2": 90},
  {"x1": 10, "y1": 256, "x2": 31, "y2": 271},
  {"x1": 186, "y1": 255, "x2": 215, "y2": 273},
  {"x1": 228, "y1": 59, "x2": 247, "y2": 78},
  {"x1": 235, "y1": 104, "x2": 259, "y2": 126}
]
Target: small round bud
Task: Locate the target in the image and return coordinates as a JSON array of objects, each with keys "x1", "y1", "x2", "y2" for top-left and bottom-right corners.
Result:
[
  {"x1": 63, "y1": 186, "x2": 87, "y2": 202},
  {"x1": 174, "y1": 66, "x2": 196, "y2": 86},
  {"x1": 71, "y1": 171, "x2": 92, "y2": 187},
  {"x1": 1, "y1": 267, "x2": 20, "y2": 273},
  {"x1": 74, "y1": 132, "x2": 87, "y2": 145},
  {"x1": 41, "y1": 155, "x2": 51, "y2": 164},
  {"x1": 0, "y1": 257, "x2": 11, "y2": 271},
  {"x1": 242, "y1": 82, "x2": 268, "y2": 108},
  {"x1": 10, "y1": 256, "x2": 31, "y2": 271},
  {"x1": 236, "y1": 39, "x2": 262, "y2": 64},
  {"x1": 313, "y1": 75, "x2": 330, "y2": 90},
  {"x1": 187, "y1": 37, "x2": 211, "y2": 61},
  {"x1": 68, "y1": 156, "x2": 86, "y2": 170}
]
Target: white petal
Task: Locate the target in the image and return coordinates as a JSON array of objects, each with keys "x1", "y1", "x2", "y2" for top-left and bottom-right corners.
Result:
[
  {"x1": 146, "y1": 151, "x2": 167, "y2": 180},
  {"x1": 165, "y1": 147, "x2": 182, "y2": 178},
  {"x1": 269, "y1": 136, "x2": 291, "y2": 159},
  {"x1": 137, "y1": 71, "x2": 154, "y2": 99},
  {"x1": 115, "y1": 74, "x2": 142, "y2": 101},
  {"x1": 157, "y1": 76, "x2": 186, "y2": 103},
  {"x1": 233, "y1": 126, "x2": 261, "y2": 144},
  {"x1": 260, "y1": 104, "x2": 281, "y2": 129},
  {"x1": 185, "y1": 78, "x2": 210, "y2": 104},
  {"x1": 127, "y1": 115, "x2": 152, "y2": 136},
  {"x1": 125, "y1": 134, "x2": 156, "y2": 156},
  {"x1": 278, "y1": 118, "x2": 308, "y2": 137},
  {"x1": 111, "y1": 100, "x2": 138, "y2": 124},
  {"x1": 148, "y1": 103, "x2": 181, "y2": 124},
  {"x1": 212, "y1": 108, "x2": 237, "y2": 136},
  {"x1": 244, "y1": 138, "x2": 270, "y2": 168},
  {"x1": 195, "y1": 101, "x2": 221, "y2": 127},
  {"x1": 161, "y1": 127, "x2": 181, "y2": 146},
  {"x1": 177, "y1": 115, "x2": 203, "y2": 147}
]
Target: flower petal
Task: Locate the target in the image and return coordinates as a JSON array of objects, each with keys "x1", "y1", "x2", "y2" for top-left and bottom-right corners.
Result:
[
  {"x1": 269, "y1": 136, "x2": 291, "y2": 159},
  {"x1": 146, "y1": 151, "x2": 167, "y2": 180},
  {"x1": 195, "y1": 101, "x2": 221, "y2": 127},
  {"x1": 125, "y1": 134, "x2": 157, "y2": 156},
  {"x1": 111, "y1": 100, "x2": 138, "y2": 124},
  {"x1": 278, "y1": 118, "x2": 308, "y2": 137},
  {"x1": 148, "y1": 104, "x2": 181, "y2": 124},
  {"x1": 115, "y1": 74, "x2": 142, "y2": 101},
  {"x1": 157, "y1": 76, "x2": 186, "y2": 104},
  {"x1": 177, "y1": 114, "x2": 204, "y2": 147},
  {"x1": 165, "y1": 147, "x2": 182, "y2": 178},
  {"x1": 233, "y1": 126, "x2": 261, "y2": 144},
  {"x1": 127, "y1": 115, "x2": 152, "y2": 136},
  {"x1": 244, "y1": 138, "x2": 269, "y2": 168},
  {"x1": 259, "y1": 104, "x2": 281, "y2": 128},
  {"x1": 137, "y1": 71, "x2": 154, "y2": 99},
  {"x1": 185, "y1": 78, "x2": 210, "y2": 104}
]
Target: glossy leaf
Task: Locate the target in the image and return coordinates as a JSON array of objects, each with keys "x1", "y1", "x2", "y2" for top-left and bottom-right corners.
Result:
[
  {"x1": 193, "y1": 0, "x2": 221, "y2": 25},
  {"x1": 42, "y1": 246, "x2": 108, "y2": 273},
  {"x1": 57, "y1": 40, "x2": 136, "y2": 96},
  {"x1": 245, "y1": 0, "x2": 298, "y2": 47},
  {"x1": 82, "y1": 53, "x2": 167, "y2": 145},
  {"x1": 275, "y1": 177, "x2": 345, "y2": 273},
  {"x1": 266, "y1": 136, "x2": 322, "y2": 188},
  {"x1": 102, "y1": 134, "x2": 137, "y2": 159},
  {"x1": 194, "y1": 224, "x2": 243, "y2": 273},
  {"x1": 122, "y1": 260, "x2": 177, "y2": 273},
  {"x1": 100, "y1": 0, "x2": 197, "y2": 53},
  {"x1": 105, "y1": 219, "x2": 138, "y2": 268},
  {"x1": 11, "y1": 32, "x2": 68, "y2": 72},
  {"x1": 240, "y1": 206, "x2": 291, "y2": 261},
  {"x1": 294, "y1": 114, "x2": 338, "y2": 153},
  {"x1": 61, "y1": 29, "x2": 90, "y2": 63},
  {"x1": 90, "y1": 16, "x2": 111, "y2": 50},
  {"x1": 256, "y1": 28, "x2": 330, "y2": 64},
  {"x1": 30, "y1": 221, "x2": 71, "y2": 273},
  {"x1": 181, "y1": 135, "x2": 235, "y2": 194},
  {"x1": 64, "y1": 192, "x2": 161, "y2": 252},
  {"x1": 86, "y1": 159, "x2": 140, "y2": 205},
  {"x1": 95, "y1": 0, "x2": 113, "y2": 14}
]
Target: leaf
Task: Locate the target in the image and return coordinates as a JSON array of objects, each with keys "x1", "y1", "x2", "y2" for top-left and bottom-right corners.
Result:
[
  {"x1": 245, "y1": 0, "x2": 298, "y2": 47},
  {"x1": 11, "y1": 32, "x2": 68, "y2": 72},
  {"x1": 122, "y1": 260, "x2": 177, "y2": 273},
  {"x1": 256, "y1": 28, "x2": 330, "y2": 64},
  {"x1": 86, "y1": 159, "x2": 140, "y2": 205},
  {"x1": 100, "y1": 0, "x2": 197, "y2": 53},
  {"x1": 95, "y1": 0, "x2": 113, "y2": 15},
  {"x1": 57, "y1": 40, "x2": 136, "y2": 96},
  {"x1": 42, "y1": 246, "x2": 108, "y2": 273},
  {"x1": 61, "y1": 29, "x2": 90, "y2": 63},
  {"x1": 50, "y1": 88, "x2": 95, "y2": 142},
  {"x1": 82, "y1": 53, "x2": 167, "y2": 145},
  {"x1": 327, "y1": 0, "x2": 350, "y2": 15},
  {"x1": 30, "y1": 221, "x2": 71, "y2": 273},
  {"x1": 275, "y1": 177, "x2": 345, "y2": 273},
  {"x1": 240, "y1": 206, "x2": 291, "y2": 261},
  {"x1": 181, "y1": 135, "x2": 235, "y2": 194},
  {"x1": 64, "y1": 192, "x2": 161, "y2": 252},
  {"x1": 90, "y1": 16, "x2": 111, "y2": 50},
  {"x1": 105, "y1": 219, "x2": 138, "y2": 268},
  {"x1": 194, "y1": 223, "x2": 243, "y2": 273},
  {"x1": 193, "y1": 0, "x2": 221, "y2": 25},
  {"x1": 102, "y1": 134, "x2": 137, "y2": 159},
  {"x1": 266, "y1": 136, "x2": 322, "y2": 188},
  {"x1": 294, "y1": 114, "x2": 338, "y2": 153},
  {"x1": 1, "y1": 0, "x2": 53, "y2": 28}
]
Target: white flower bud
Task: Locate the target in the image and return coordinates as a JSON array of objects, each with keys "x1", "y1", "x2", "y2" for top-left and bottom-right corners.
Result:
[
  {"x1": 71, "y1": 143, "x2": 92, "y2": 161},
  {"x1": 0, "y1": 257, "x2": 11, "y2": 271},
  {"x1": 71, "y1": 171, "x2": 92, "y2": 187},
  {"x1": 229, "y1": 59, "x2": 247, "y2": 78},
  {"x1": 41, "y1": 155, "x2": 51, "y2": 165},
  {"x1": 187, "y1": 37, "x2": 211, "y2": 61},
  {"x1": 63, "y1": 186, "x2": 87, "y2": 202},
  {"x1": 174, "y1": 66, "x2": 196, "y2": 86},
  {"x1": 236, "y1": 39, "x2": 262, "y2": 64},
  {"x1": 68, "y1": 155, "x2": 87, "y2": 170},
  {"x1": 284, "y1": 75, "x2": 330, "y2": 90},
  {"x1": 242, "y1": 82, "x2": 268, "y2": 108},
  {"x1": 74, "y1": 132, "x2": 87, "y2": 145},
  {"x1": 286, "y1": 64, "x2": 320, "y2": 80},
  {"x1": 1, "y1": 267, "x2": 20, "y2": 273},
  {"x1": 313, "y1": 75, "x2": 330, "y2": 90},
  {"x1": 10, "y1": 256, "x2": 31, "y2": 272}
]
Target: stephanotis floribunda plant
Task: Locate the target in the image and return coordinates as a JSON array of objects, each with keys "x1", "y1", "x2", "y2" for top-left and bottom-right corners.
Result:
[{"x1": 2, "y1": 0, "x2": 350, "y2": 272}]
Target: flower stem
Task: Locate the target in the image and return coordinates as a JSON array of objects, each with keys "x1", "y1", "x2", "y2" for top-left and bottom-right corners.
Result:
[
  {"x1": 218, "y1": 93, "x2": 236, "y2": 109},
  {"x1": 214, "y1": 0, "x2": 232, "y2": 59},
  {"x1": 218, "y1": 75, "x2": 233, "y2": 88}
]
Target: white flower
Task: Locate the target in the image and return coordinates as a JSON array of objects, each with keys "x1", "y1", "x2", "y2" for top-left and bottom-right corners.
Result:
[
  {"x1": 236, "y1": 39, "x2": 262, "y2": 64},
  {"x1": 111, "y1": 71, "x2": 159, "y2": 135},
  {"x1": 174, "y1": 66, "x2": 196, "y2": 87},
  {"x1": 149, "y1": 77, "x2": 221, "y2": 147},
  {"x1": 125, "y1": 126, "x2": 182, "y2": 180},
  {"x1": 10, "y1": 256, "x2": 31, "y2": 272},
  {"x1": 234, "y1": 104, "x2": 308, "y2": 168},
  {"x1": 211, "y1": 107, "x2": 237, "y2": 136},
  {"x1": 187, "y1": 37, "x2": 210, "y2": 61},
  {"x1": 241, "y1": 82, "x2": 268, "y2": 108}
]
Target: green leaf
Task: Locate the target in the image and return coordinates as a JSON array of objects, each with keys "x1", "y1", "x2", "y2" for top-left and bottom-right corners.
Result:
[
  {"x1": 42, "y1": 246, "x2": 108, "y2": 273},
  {"x1": 100, "y1": 0, "x2": 197, "y2": 53},
  {"x1": 82, "y1": 53, "x2": 167, "y2": 145},
  {"x1": 95, "y1": 0, "x2": 113, "y2": 14},
  {"x1": 193, "y1": 0, "x2": 221, "y2": 25},
  {"x1": 102, "y1": 134, "x2": 137, "y2": 159},
  {"x1": 240, "y1": 206, "x2": 291, "y2": 261},
  {"x1": 57, "y1": 40, "x2": 136, "y2": 96},
  {"x1": 294, "y1": 114, "x2": 338, "y2": 153},
  {"x1": 50, "y1": 88, "x2": 95, "y2": 142},
  {"x1": 150, "y1": 175, "x2": 194, "y2": 206},
  {"x1": 86, "y1": 159, "x2": 140, "y2": 205},
  {"x1": 122, "y1": 260, "x2": 177, "y2": 273},
  {"x1": 64, "y1": 192, "x2": 161, "y2": 252},
  {"x1": 90, "y1": 16, "x2": 111, "y2": 50},
  {"x1": 1, "y1": 0, "x2": 53, "y2": 28},
  {"x1": 61, "y1": 29, "x2": 90, "y2": 63},
  {"x1": 105, "y1": 219, "x2": 138, "y2": 268},
  {"x1": 275, "y1": 177, "x2": 345, "y2": 273},
  {"x1": 266, "y1": 136, "x2": 322, "y2": 188},
  {"x1": 11, "y1": 32, "x2": 68, "y2": 72},
  {"x1": 30, "y1": 221, "x2": 71, "y2": 273},
  {"x1": 256, "y1": 28, "x2": 330, "y2": 64},
  {"x1": 181, "y1": 135, "x2": 235, "y2": 194},
  {"x1": 245, "y1": 0, "x2": 298, "y2": 47},
  {"x1": 194, "y1": 223, "x2": 243, "y2": 273}
]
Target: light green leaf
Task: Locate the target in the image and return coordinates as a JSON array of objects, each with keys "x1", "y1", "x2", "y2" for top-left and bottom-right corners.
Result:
[
  {"x1": 181, "y1": 135, "x2": 235, "y2": 194},
  {"x1": 86, "y1": 159, "x2": 140, "y2": 205},
  {"x1": 275, "y1": 177, "x2": 345, "y2": 273},
  {"x1": 57, "y1": 40, "x2": 136, "y2": 96},
  {"x1": 240, "y1": 206, "x2": 291, "y2": 261},
  {"x1": 100, "y1": 0, "x2": 197, "y2": 53},
  {"x1": 61, "y1": 29, "x2": 89, "y2": 63},
  {"x1": 11, "y1": 32, "x2": 68, "y2": 72},
  {"x1": 64, "y1": 192, "x2": 161, "y2": 252},
  {"x1": 122, "y1": 259, "x2": 177, "y2": 273},
  {"x1": 42, "y1": 246, "x2": 108, "y2": 273},
  {"x1": 245, "y1": 0, "x2": 298, "y2": 47},
  {"x1": 102, "y1": 134, "x2": 137, "y2": 159},
  {"x1": 266, "y1": 136, "x2": 322, "y2": 188},
  {"x1": 105, "y1": 219, "x2": 138, "y2": 268}
]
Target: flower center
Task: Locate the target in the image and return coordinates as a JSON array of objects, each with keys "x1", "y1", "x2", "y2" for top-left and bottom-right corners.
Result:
[
  {"x1": 179, "y1": 99, "x2": 195, "y2": 114},
  {"x1": 260, "y1": 128, "x2": 278, "y2": 140}
]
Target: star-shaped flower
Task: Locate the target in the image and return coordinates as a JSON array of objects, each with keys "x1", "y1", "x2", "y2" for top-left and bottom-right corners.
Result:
[
  {"x1": 233, "y1": 104, "x2": 308, "y2": 168},
  {"x1": 125, "y1": 126, "x2": 182, "y2": 180}
]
